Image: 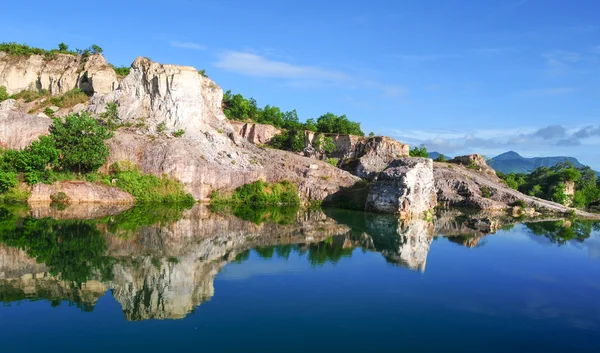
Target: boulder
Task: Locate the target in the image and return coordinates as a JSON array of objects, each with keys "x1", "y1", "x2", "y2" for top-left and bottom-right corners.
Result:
[
  {"x1": 0, "y1": 98, "x2": 16, "y2": 111},
  {"x1": 0, "y1": 110, "x2": 52, "y2": 149},
  {"x1": 339, "y1": 136, "x2": 410, "y2": 180},
  {"x1": 365, "y1": 157, "x2": 436, "y2": 217}
]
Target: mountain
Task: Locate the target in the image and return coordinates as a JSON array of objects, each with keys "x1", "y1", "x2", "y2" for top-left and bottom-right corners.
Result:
[
  {"x1": 428, "y1": 152, "x2": 451, "y2": 160},
  {"x1": 487, "y1": 151, "x2": 587, "y2": 174}
]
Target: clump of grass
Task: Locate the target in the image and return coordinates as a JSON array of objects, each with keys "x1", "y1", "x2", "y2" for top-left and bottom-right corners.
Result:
[
  {"x1": 210, "y1": 180, "x2": 300, "y2": 206},
  {"x1": 108, "y1": 162, "x2": 195, "y2": 204},
  {"x1": 326, "y1": 157, "x2": 339, "y2": 167},
  {"x1": 173, "y1": 129, "x2": 185, "y2": 137},
  {"x1": 480, "y1": 186, "x2": 492, "y2": 198},
  {"x1": 109, "y1": 64, "x2": 131, "y2": 77},
  {"x1": 509, "y1": 199, "x2": 528, "y2": 208}
]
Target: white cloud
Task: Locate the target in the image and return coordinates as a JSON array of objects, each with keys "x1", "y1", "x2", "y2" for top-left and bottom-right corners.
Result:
[
  {"x1": 214, "y1": 51, "x2": 408, "y2": 99},
  {"x1": 169, "y1": 41, "x2": 206, "y2": 50}
]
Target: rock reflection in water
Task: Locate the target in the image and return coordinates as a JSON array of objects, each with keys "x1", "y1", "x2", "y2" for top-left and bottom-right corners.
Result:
[{"x1": 2, "y1": 203, "x2": 597, "y2": 321}]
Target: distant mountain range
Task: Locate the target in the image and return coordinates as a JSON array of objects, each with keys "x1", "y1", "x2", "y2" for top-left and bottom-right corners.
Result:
[
  {"x1": 429, "y1": 150, "x2": 597, "y2": 175},
  {"x1": 486, "y1": 151, "x2": 587, "y2": 174}
]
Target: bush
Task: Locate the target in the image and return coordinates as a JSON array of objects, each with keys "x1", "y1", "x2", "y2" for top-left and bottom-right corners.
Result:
[
  {"x1": 327, "y1": 158, "x2": 339, "y2": 167},
  {"x1": 157, "y1": 121, "x2": 167, "y2": 133},
  {"x1": 50, "y1": 113, "x2": 113, "y2": 174},
  {"x1": 434, "y1": 154, "x2": 447, "y2": 162},
  {"x1": 0, "y1": 171, "x2": 17, "y2": 193},
  {"x1": 100, "y1": 102, "x2": 121, "y2": 130},
  {"x1": 173, "y1": 129, "x2": 185, "y2": 137},
  {"x1": 211, "y1": 180, "x2": 300, "y2": 206},
  {"x1": 409, "y1": 145, "x2": 428, "y2": 157},
  {"x1": 0, "y1": 86, "x2": 8, "y2": 102},
  {"x1": 109, "y1": 64, "x2": 130, "y2": 77},
  {"x1": 480, "y1": 186, "x2": 492, "y2": 198},
  {"x1": 109, "y1": 166, "x2": 195, "y2": 204},
  {"x1": 270, "y1": 130, "x2": 304, "y2": 152},
  {"x1": 49, "y1": 88, "x2": 89, "y2": 108},
  {"x1": 50, "y1": 192, "x2": 70, "y2": 204}
]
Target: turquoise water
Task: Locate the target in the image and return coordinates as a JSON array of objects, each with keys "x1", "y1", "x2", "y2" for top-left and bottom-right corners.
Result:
[{"x1": 1, "y1": 206, "x2": 599, "y2": 352}]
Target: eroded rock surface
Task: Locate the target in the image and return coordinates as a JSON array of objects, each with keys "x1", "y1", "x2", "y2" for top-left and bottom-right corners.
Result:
[
  {"x1": 28, "y1": 181, "x2": 134, "y2": 204},
  {"x1": 365, "y1": 158, "x2": 437, "y2": 217},
  {"x1": 0, "y1": 52, "x2": 117, "y2": 95},
  {"x1": 230, "y1": 121, "x2": 281, "y2": 144},
  {"x1": 0, "y1": 110, "x2": 51, "y2": 149}
]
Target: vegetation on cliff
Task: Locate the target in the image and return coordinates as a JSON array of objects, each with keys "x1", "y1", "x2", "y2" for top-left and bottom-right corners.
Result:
[
  {"x1": 210, "y1": 180, "x2": 300, "y2": 207},
  {"x1": 497, "y1": 162, "x2": 600, "y2": 209},
  {"x1": 222, "y1": 90, "x2": 364, "y2": 151}
]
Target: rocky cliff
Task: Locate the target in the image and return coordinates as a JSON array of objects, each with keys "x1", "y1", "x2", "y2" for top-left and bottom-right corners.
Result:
[{"x1": 0, "y1": 52, "x2": 118, "y2": 95}]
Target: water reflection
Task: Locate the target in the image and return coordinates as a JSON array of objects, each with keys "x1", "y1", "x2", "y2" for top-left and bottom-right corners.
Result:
[{"x1": 0, "y1": 203, "x2": 598, "y2": 321}]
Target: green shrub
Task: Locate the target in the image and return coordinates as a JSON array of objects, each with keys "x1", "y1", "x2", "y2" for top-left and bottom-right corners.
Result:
[
  {"x1": 49, "y1": 88, "x2": 89, "y2": 108},
  {"x1": 110, "y1": 166, "x2": 195, "y2": 204},
  {"x1": 109, "y1": 64, "x2": 130, "y2": 77},
  {"x1": 551, "y1": 182, "x2": 569, "y2": 205},
  {"x1": 480, "y1": 186, "x2": 492, "y2": 198},
  {"x1": 100, "y1": 102, "x2": 121, "y2": 130},
  {"x1": 157, "y1": 121, "x2": 167, "y2": 133},
  {"x1": 198, "y1": 69, "x2": 207, "y2": 77},
  {"x1": 327, "y1": 157, "x2": 339, "y2": 167},
  {"x1": 0, "y1": 171, "x2": 17, "y2": 193},
  {"x1": 12, "y1": 89, "x2": 49, "y2": 103},
  {"x1": 43, "y1": 107, "x2": 55, "y2": 117},
  {"x1": 0, "y1": 86, "x2": 8, "y2": 102},
  {"x1": 50, "y1": 113, "x2": 113, "y2": 174},
  {"x1": 211, "y1": 180, "x2": 300, "y2": 206},
  {"x1": 270, "y1": 130, "x2": 304, "y2": 152},
  {"x1": 434, "y1": 154, "x2": 447, "y2": 162},
  {"x1": 50, "y1": 192, "x2": 70, "y2": 204},
  {"x1": 173, "y1": 129, "x2": 185, "y2": 137},
  {"x1": 409, "y1": 145, "x2": 428, "y2": 157}
]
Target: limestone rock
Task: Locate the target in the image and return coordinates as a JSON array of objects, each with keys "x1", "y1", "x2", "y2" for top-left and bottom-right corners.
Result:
[
  {"x1": 0, "y1": 52, "x2": 117, "y2": 96},
  {"x1": 0, "y1": 110, "x2": 51, "y2": 149},
  {"x1": 88, "y1": 57, "x2": 226, "y2": 137},
  {"x1": 28, "y1": 181, "x2": 134, "y2": 204},
  {"x1": 365, "y1": 157, "x2": 436, "y2": 217},
  {"x1": 0, "y1": 98, "x2": 16, "y2": 110},
  {"x1": 337, "y1": 136, "x2": 410, "y2": 179}
]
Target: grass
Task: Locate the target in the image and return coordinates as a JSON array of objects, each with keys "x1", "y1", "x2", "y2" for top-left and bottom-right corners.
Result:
[
  {"x1": 210, "y1": 180, "x2": 300, "y2": 206},
  {"x1": 326, "y1": 157, "x2": 339, "y2": 167},
  {"x1": 0, "y1": 183, "x2": 30, "y2": 203},
  {"x1": 15, "y1": 88, "x2": 90, "y2": 113},
  {"x1": 109, "y1": 64, "x2": 130, "y2": 77},
  {"x1": 480, "y1": 186, "x2": 492, "y2": 198},
  {"x1": 107, "y1": 163, "x2": 195, "y2": 204}
]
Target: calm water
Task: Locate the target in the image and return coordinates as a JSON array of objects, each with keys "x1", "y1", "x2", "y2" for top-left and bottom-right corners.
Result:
[{"x1": 1, "y1": 205, "x2": 599, "y2": 352}]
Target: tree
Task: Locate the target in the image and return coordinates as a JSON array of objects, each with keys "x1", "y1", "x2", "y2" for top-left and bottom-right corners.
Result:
[
  {"x1": 90, "y1": 44, "x2": 103, "y2": 54},
  {"x1": 316, "y1": 113, "x2": 364, "y2": 136},
  {"x1": 409, "y1": 145, "x2": 429, "y2": 157},
  {"x1": 58, "y1": 42, "x2": 69, "y2": 52},
  {"x1": 49, "y1": 113, "x2": 113, "y2": 174}
]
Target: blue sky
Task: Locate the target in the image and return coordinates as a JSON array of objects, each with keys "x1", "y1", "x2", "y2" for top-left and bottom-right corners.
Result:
[{"x1": 3, "y1": 0, "x2": 599, "y2": 168}]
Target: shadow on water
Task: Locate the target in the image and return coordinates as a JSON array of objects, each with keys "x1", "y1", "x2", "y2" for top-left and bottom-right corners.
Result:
[{"x1": 0, "y1": 202, "x2": 599, "y2": 321}]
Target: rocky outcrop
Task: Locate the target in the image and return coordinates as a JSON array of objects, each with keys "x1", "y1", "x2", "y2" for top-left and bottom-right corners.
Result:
[
  {"x1": 345, "y1": 136, "x2": 411, "y2": 179},
  {"x1": 0, "y1": 52, "x2": 118, "y2": 95},
  {"x1": 365, "y1": 158, "x2": 436, "y2": 217},
  {"x1": 450, "y1": 154, "x2": 496, "y2": 176},
  {"x1": 28, "y1": 181, "x2": 134, "y2": 204},
  {"x1": 433, "y1": 161, "x2": 600, "y2": 219},
  {"x1": 230, "y1": 121, "x2": 281, "y2": 144},
  {"x1": 28, "y1": 203, "x2": 133, "y2": 219},
  {"x1": 0, "y1": 110, "x2": 51, "y2": 149},
  {"x1": 88, "y1": 57, "x2": 228, "y2": 137}
]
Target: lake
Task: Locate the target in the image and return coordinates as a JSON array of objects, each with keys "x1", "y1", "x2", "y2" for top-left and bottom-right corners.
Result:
[{"x1": 1, "y1": 204, "x2": 599, "y2": 352}]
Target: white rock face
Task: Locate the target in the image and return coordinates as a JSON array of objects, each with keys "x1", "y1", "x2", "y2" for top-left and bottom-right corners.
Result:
[
  {"x1": 0, "y1": 52, "x2": 117, "y2": 96},
  {"x1": 0, "y1": 110, "x2": 52, "y2": 149},
  {"x1": 365, "y1": 157, "x2": 437, "y2": 217},
  {"x1": 0, "y1": 98, "x2": 15, "y2": 111},
  {"x1": 88, "y1": 57, "x2": 226, "y2": 137}
]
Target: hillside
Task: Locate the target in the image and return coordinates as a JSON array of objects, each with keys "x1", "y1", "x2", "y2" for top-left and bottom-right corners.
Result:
[{"x1": 487, "y1": 151, "x2": 587, "y2": 174}]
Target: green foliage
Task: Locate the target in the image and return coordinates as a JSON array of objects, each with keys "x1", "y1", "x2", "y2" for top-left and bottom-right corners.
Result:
[
  {"x1": 327, "y1": 157, "x2": 339, "y2": 167},
  {"x1": 409, "y1": 145, "x2": 429, "y2": 157},
  {"x1": 480, "y1": 186, "x2": 492, "y2": 198},
  {"x1": 525, "y1": 219, "x2": 598, "y2": 245},
  {"x1": 496, "y1": 162, "x2": 599, "y2": 210},
  {"x1": 109, "y1": 64, "x2": 130, "y2": 77},
  {"x1": 211, "y1": 204, "x2": 299, "y2": 225},
  {"x1": 157, "y1": 121, "x2": 167, "y2": 133},
  {"x1": 50, "y1": 113, "x2": 113, "y2": 174},
  {"x1": 108, "y1": 165, "x2": 195, "y2": 204},
  {"x1": 551, "y1": 182, "x2": 569, "y2": 205},
  {"x1": 368, "y1": 132, "x2": 375, "y2": 137},
  {"x1": 323, "y1": 136, "x2": 336, "y2": 154},
  {"x1": 269, "y1": 130, "x2": 305, "y2": 152},
  {"x1": 43, "y1": 107, "x2": 55, "y2": 117},
  {"x1": 434, "y1": 154, "x2": 447, "y2": 162},
  {"x1": 316, "y1": 112, "x2": 364, "y2": 136},
  {"x1": 210, "y1": 180, "x2": 300, "y2": 206},
  {"x1": 198, "y1": 69, "x2": 207, "y2": 77},
  {"x1": 50, "y1": 192, "x2": 69, "y2": 204},
  {"x1": 0, "y1": 171, "x2": 17, "y2": 193},
  {"x1": 100, "y1": 102, "x2": 121, "y2": 130},
  {"x1": 0, "y1": 42, "x2": 77, "y2": 58},
  {"x1": 173, "y1": 129, "x2": 185, "y2": 137},
  {"x1": 0, "y1": 86, "x2": 8, "y2": 102},
  {"x1": 11, "y1": 89, "x2": 49, "y2": 103}
]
